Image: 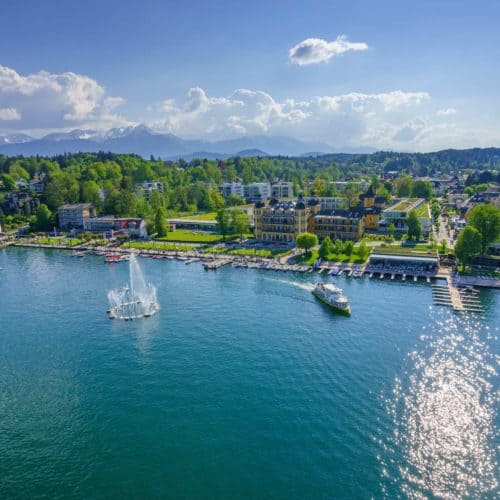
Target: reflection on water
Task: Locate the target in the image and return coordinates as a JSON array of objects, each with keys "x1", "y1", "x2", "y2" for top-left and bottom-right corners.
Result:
[{"x1": 383, "y1": 310, "x2": 499, "y2": 498}]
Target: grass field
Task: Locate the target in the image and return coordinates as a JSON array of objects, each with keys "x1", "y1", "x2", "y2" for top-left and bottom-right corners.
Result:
[
  {"x1": 177, "y1": 212, "x2": 217, "y2": 221},
  {"x1": 37, "y1": 237, "x2": 84, "y2": 246},
  {"x1": 156, "y1": 230, "x2": 224, "y2": 243},
  {"x1": 202, "y1": 247, "x2": 289, "y2": 257},
  {"x1": 122, "y1": 241, "x2": 196, "y2": 251}
]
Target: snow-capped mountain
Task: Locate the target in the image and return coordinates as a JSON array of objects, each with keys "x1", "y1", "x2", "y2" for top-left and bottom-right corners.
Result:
[
  {"x1": 0, "y1": 124, "x2": 335, "y2": 158},
  {"x1": 0, "y1": 133, "x2": 34, "y2": 145}
]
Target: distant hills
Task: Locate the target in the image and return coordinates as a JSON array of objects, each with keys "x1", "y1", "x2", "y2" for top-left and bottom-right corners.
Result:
[{"x1": 0, "y1": 125, "x2": 337, "y2": 159}]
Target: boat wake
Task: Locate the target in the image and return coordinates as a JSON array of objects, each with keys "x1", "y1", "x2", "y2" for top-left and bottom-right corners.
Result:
[
  {"x1": 264, "y1": 277, "x2": 315, "y2": 292},
  {"x1": 107, "y1": 254, "x2": 160, "y2": 320}
]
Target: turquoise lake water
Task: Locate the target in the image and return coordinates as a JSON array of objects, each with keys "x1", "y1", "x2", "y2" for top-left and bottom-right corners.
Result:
[{"x1": 0, "y1": 248, "x2": 498, "y2": 499}]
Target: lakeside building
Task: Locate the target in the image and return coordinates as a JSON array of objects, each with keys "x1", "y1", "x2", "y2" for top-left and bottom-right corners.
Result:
[
  {"x1": 312, "y1": 210, "x2": 364, "y2": 241},
  {"x1": 382, "y1": 198, "x2": 430, "y2": 234},
  {"x1": 369, "y1": 247, "x2": 439, "y2": 272},
  {"x1": 254, "y1": 198, "x2": 320, "y2": 243},
  {"x1": 359, "y1": 186, "x2": 386, "y2": 230},
  {"x1": 136, "y1": 181, "x2": 164, "y2": 200},
  {"x1": 167, "y1": 218, "x2": 218, "y2": 232},
  {"x1": 83, "y1": 217, "x2": 147, "y2": 238},
  {"x1": 271, "y1": 181, "x2": 294, "y2": 199},
  {"x1": 58, "y1": 203, "x2": 96, "y2": 230},
  {"x1": 1, "y1": 191, "x2": 40, "y2": 215}
]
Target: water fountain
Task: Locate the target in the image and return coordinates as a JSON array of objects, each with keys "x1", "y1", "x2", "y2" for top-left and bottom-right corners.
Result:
[{"x1": 107, "y1": 254, "x2": 160, "y2": 320}]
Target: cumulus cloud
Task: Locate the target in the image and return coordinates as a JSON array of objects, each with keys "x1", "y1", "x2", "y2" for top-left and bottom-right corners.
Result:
[
  {"x1": 152, "y1": 87, "x2": 431, "y2": 148},
  {"x1": 0, "y1": 65, "x2": 128, "y2": 131},
  {"x1": 289, "y1": 35, "x2": 368, "y2": 66},
  {"x1": 436, "y1": 107, "x2": 457, "y2": 116},
  {"x1": 0, "y1": 107, "x2": 20, "y2": 120}
]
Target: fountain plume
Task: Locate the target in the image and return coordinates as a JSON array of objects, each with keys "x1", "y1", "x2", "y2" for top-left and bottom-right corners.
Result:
[{"x1": 107, "y1": 254, "x2": 159, "y2": 320}]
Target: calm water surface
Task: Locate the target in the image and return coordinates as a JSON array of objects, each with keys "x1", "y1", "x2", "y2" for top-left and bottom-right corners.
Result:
[{"x1": 0, "y1": 248, "x2": 498, "y2": 499}]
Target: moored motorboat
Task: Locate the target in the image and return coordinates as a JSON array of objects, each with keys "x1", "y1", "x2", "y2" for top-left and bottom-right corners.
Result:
[{"x1": 312, "y1": 283, "x2": 351, "y2": 315}]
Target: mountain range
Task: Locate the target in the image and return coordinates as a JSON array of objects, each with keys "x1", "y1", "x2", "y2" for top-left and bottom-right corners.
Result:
[{"x1": 0, "y1": 125, "x2": 353, "y2": 159}]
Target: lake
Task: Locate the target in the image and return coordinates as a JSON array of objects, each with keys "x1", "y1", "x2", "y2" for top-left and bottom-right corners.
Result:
[{"x1": 0, "y1": 248, "x2": 498, "y2": 499}]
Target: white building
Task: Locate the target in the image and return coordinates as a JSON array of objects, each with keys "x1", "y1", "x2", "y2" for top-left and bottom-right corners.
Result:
[
  {"x1": 219, "y1": 182, "x2": 271, "y2": 201},
  {"x1": 271, "y1": 181, "x2": 294, "y2": 199},
  {"x1": 136, "y1": 181, "x2": 164, "y2": 200},
  {"x1": 219, "y1": 182, "x2": 244, "y2": 198}
]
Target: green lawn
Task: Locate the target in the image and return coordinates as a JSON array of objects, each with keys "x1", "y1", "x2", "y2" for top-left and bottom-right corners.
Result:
[
  {"x1": 294, "y1": 250, "x2": 319, "y2": 265},
  {"x1": 37, "y1": 237, "x2": 84, "y2": 246},
  {"x1": 156, "y1": 230, "x2": 224, "y2": 243},
  {"x1": 202, "y1": 247, "x2": 289, "y2": 257},
  {"x1": 122, "y1": 241, "x2": 196, "y2": 251},
  {"x1": 414, "y1": 203, "x2": 430, "y2": 218},
  {"x1": 177, "y1": 212, "x2": 217, "y2": 221}
]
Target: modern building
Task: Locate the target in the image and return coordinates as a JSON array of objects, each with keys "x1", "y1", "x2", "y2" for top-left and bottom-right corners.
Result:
[
  {"x1": 312, "y1": 210, "x2": 364, "y2": 241},
  {"x1": 219, "y1": 182, "x2": 271, "y2": 202},
  {"x1": 167, "y1": 218, "x2": 218, "y2": 232},
  {"x1": 271, "y1": 181, "x2": 294, "y2": 199},
  {"x1": 136, "y1": 181, "x2": 164, "y2": 200},
  {"x1": 382, "y1": 198, "x2": 429, "y2": 233},
  {"x1": 83, "y1": 216, "x2": 147, "y2": 238},
  {"x1": 58, "y1": 203, "x2": 96, "y2": 230},
  {"x1": 219, "y1": 182, "x2": 245, "y2": 199},
  {"x1": 368, "y1": 247, "x2": 439, "y2": 272},
  {"x1": 254, "y1": 198, "x2": 320, "y2": 243}
]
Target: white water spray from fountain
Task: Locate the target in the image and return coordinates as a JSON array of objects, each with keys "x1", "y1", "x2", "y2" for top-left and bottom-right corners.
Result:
[{"x1": 107, "y1": 254, "x2": 160, "y2": 320}]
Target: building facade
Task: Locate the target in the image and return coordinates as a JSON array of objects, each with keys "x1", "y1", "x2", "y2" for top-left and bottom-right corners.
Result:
[
  {"x1": 58, "y1": 203, "x2": 96, "y2": 230},
  {"x1": 271, "y1": 181, "x2": 294, "y2": 199},
  {"x1": 254, "y1": 199, "x2": 319, "y2": 243},
  {"x1": 312, "y1": 211, "x2": 364, "y2": 241},
  {"x1": 136, "y1": 181, "x2": 164, "y2": 200},
  {"x1": 83, "y1": 216, "x2": 147, "y2": 238}
]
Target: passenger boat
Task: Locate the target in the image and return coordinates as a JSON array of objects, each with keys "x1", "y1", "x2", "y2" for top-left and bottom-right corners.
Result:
[{"x1": 312, "y1": 283, "x2": 351, "y2": 315}]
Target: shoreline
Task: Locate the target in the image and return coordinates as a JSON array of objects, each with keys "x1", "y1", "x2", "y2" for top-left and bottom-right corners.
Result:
[{"x1": 5, "y1": 241, "x2": 500, "y2": 289}]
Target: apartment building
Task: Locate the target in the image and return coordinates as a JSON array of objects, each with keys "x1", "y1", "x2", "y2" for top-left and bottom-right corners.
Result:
[
  {"x1": 254, "y1": 198, "x2": 319, "y2": 243},
  {"x1": 58, "y1": 203, "x2": 96, "y2": 230}
]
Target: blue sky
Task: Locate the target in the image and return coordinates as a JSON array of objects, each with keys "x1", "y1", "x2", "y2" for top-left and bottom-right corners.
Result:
[{"x1": 0, "y1": 0, "x2": 499, "y2": 151}]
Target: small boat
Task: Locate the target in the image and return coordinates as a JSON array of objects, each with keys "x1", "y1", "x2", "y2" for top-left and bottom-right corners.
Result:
[{"x1": 312, "y1": 283, "x2": 351, "y2": 315}]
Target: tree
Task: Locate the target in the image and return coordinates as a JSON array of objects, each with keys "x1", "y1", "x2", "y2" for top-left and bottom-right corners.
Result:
[
  {"x1": 30, "y1": 204, "x2": 53, "y2": 232},
  {"x1": 411, "y1": 180, "x2": 433, "y2": 200},
  {"x1": 231, "y1": 210, "x2": 248, "y2": 239},
  {"x1": 455, "y1": 226, "x2": 481, "y2": 269},
  {"x1": 296, "y1": 232, "x2": 318, "y2": 254},
  {"x1": 357, "y1": 241, "x2": 370, "y2": 261},
  {"x1": 406, "y1": 210, "x2": 422, "y2": 241},
  {"x1": 344, "y1": 240, "x2": 354, "y2": 256},
  {"x1": 388, "y1": 223, "x2": 396, "y2": 238},
  {"x1": 394, "y1": 176, "x2": 413, "y2": 197},
  {"x1": 318, "y1": 236, "x2": 334, "y2": 259},
  {"x1": 334, "y1": 238, "x2": 344, "y2": 254},
  {"x1": 345, "y1": 182, "x2": 361, "y2": 208},
  {"x1": 216, "y1": 207, "x2": 231, "y2": 240},
  {"x1": 468, "y1": 204, "x2": 500, "y2": 254},
  {"x1": 440, "y1": 239, "x2": 447, "y2": 254},
  {"x1": 155, "y1": 207, "x2": 168, "y2": 237}
]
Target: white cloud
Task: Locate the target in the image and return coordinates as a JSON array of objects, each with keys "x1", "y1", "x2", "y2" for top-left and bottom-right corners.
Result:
[
  {"x1": 289, "y1": 35, "x2": 368, "y2": 66},
  {"x1": 0, "y1": 107, "x2": 20, "y2": 120},
  {"x1": 436, "y1": 107, "x2": 457, "y2": 116},
  {"x1": 152, "y1": 87, "x2": 432, "y2": 148},
  {"x1": 0, "y1": 65, "x2": 128, "y2": 131}
]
